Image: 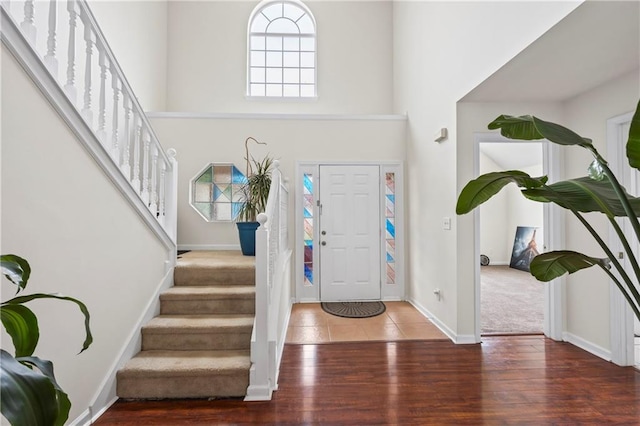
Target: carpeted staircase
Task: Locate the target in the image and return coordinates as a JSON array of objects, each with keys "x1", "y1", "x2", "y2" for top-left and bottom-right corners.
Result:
[{"x1": 117, "y1": 251, "x2": 256, "y2": 399}]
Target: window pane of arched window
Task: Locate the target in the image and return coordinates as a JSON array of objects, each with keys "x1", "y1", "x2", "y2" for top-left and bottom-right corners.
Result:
[
  {"x1": 248, "y1": 1, "x2": 316, "y2": 98},
  {"x1": 268, "y1": 18, "x2": 299, "y2": 34}
]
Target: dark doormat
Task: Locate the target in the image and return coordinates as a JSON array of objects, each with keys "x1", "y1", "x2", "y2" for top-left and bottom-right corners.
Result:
[{"x1": 321, "y1": 301, "x2": 386, "y2": 318}]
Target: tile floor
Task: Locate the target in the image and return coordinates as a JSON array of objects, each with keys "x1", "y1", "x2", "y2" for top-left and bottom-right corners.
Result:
[{"x1": 285, "y1": 301, "x2": 449, "y2": 344}]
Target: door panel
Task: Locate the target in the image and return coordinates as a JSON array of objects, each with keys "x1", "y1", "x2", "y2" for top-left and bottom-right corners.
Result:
[{"x1": 320, "y1": 165, "x2": 380, "y2": 301}]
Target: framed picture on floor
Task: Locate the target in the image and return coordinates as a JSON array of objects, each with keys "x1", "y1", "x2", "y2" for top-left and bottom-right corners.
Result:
[{"x1": 510, "y1": 226, "x2": 542, "y2": 272}]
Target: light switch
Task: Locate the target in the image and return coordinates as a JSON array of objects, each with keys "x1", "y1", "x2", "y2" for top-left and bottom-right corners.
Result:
[{"x1": 443, "y1": 217, "x2": 451, "y2": 230}]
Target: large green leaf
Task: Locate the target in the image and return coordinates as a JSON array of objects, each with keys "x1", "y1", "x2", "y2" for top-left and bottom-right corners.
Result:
[
  {"x1": 18, "y1": 356, "x2": 71, "y2": 426},
  {"x1": 522, "y1": 176, "x2": 640, "y2": 217},
  {"x1": 529, "y1": 251, "x2": 606, "y2": 282},
  {"x1": 3, "y1": 293, "x2": 93, "y2": 353},
  {"x1": 0, "y1": 349, "x2": 59, "y2": 426},
  {"x1": 488, "y1": 115, "x2": 591, "y2": 147},
  {"x1": 456, "y1": 171, "x2": 547, "y2": 214},
  {"x1": 0, "y1": 304, "x2": 39, "y2": 357},
  {"x1": 627, "y1": 99, "x2": 640, "y2": 170},
  {"x1": 1, "y1": 254, "x2": 31, "y2": 293}
]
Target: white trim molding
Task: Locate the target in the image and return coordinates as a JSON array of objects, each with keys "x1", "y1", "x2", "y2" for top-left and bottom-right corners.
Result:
[
  {"x1": 607, "y1": 111, "x2": 635, "y2": 366},
  {"x1": 87, "y1": 267, "x2": 175, "y2": 421},
  {"x1": 178, "y1": 244, "x2": 241, "y2": 251},
  {"x1": 473, "y1": 132, "x2": 564, "y2": 342},
  {"x1": 563, "y1": 332, "x2": 612, "y2": 362},
  {"x1": 146, "y1": 111, "x2": 408, "y2": 122},
  {"x1": 294, "y1": 161, "x2": 405, "y2": 302},
  {"x1": 408, "y1": 299, "x2": 477, "y2": 344}
]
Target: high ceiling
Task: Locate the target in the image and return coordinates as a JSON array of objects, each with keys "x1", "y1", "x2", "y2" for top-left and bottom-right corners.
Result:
[{"x1": 461, "y1": 1, "x2": 640, "y2": 103}]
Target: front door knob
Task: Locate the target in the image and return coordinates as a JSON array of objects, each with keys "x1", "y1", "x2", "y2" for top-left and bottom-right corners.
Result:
[{"x1": 321, "y1": 241, "x2": 327, "y2": 246}]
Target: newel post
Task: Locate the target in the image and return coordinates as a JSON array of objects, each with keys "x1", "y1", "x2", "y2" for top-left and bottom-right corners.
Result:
[
  {"x1": 246, "y1": 213, "x2": 271, "y2": 400},
  {"x1": 165, "y1": 148, "x2": 178, "y2": 243}
]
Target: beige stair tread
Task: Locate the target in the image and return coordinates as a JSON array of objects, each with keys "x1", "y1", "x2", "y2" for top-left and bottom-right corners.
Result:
[
  {"x1": 176, "y1": 250, "x2": 255, "y2": 270},
  {"x1": 161, "y1": 285, "x2": 255, "y2": 299},
  {"x1": 120, "y1": 350, "x2": 250, "y2": 377},
  {"x1": 144, "y1": 315, "x2": 254, "y2": 332}
]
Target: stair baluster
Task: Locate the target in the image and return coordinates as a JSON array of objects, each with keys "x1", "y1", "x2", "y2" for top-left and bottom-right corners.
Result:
[
  {"x1": 80, "y1": 9, "x2": 93, "y2": 126},
  {"x1": 149, "y1": 144, "x2": 158, "y2": 216},
  {"x1": 20, "y1": 0, "x2": 35, "y2": 44},
  {"x1": 43, "y1": 0, "x2": 58, "y2": 77},
  {"x1": 132, "y1": 118, "x2": 142, "y2": 193},
  {"x1": 141, "y1": 129, "x2": 151, "y2": 204},
  {"x1": 64, "y1": 0, "x2": 77, "y2": 103},
  {"x1": 110, "y1": 67, "x2": 120, "y2": 163},
  {"x1": 96, "y1": 45, "x2": 107, "y2": 144},
  {"x1": 121, "y1": 93, "x2": 132, "y2": 179}
]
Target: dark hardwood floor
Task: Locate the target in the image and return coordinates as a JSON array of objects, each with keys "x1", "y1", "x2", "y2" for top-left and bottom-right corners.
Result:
[{"x1": 95, "y1": 336, "x2": 640, "y2": 425}]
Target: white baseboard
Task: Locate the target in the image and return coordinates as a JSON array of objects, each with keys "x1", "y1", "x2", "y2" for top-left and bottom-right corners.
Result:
[
  {"x1": 563, "y1": 332, "x2": 612, "y2": 362},
  {"x1": 68, "y1": 408, "x2": 91, "y2": 426},
  {"x1": 87, "y1": 268, "x2": 174, "y2": 423},
  {"x1": 486, "y1": 261, "x2": 509, "y2": 266},
  {"x1": 178, "y1": 244, "x2": 240, "y2": 251},
  {"x1": 273, "y1": 297, "x2": 294, "y2": 390},
  {"x1": 408, "y1": 299, "x2": 479, "y2": 344}
]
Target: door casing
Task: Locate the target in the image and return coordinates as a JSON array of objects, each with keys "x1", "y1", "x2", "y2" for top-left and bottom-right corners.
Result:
[{"x1": 295, "y1": 161, "x2": 404, "y2": 302}]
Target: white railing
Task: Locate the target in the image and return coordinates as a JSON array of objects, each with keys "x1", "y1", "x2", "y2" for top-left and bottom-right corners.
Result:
[
  {"x1": 1, "y1": 0, "x2": 177, "y2": 244},
  {"x1": 246, "y1": 160, "x2": 291, "y2": 401}
]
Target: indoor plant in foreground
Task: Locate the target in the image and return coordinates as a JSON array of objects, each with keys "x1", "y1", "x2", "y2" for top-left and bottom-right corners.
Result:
[
  {"x1": 235, "y1": 137, "x2": 273, "y2": 256},
  {"x1": 0, "y1": 254, "x2": 92, "y2": 425},
  {"x1": 456, "y1": 100, "x2": 640, "y2": 322}
]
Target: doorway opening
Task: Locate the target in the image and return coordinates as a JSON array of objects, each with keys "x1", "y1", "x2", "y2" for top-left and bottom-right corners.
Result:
[{"x1": 477, "y1": 141, "x2": 545, "y2": 335}]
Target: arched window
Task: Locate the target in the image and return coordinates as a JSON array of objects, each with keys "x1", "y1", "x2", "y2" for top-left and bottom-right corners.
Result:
[{"x1": 247, "y1": 1, "x2": 316, "y2": 98}]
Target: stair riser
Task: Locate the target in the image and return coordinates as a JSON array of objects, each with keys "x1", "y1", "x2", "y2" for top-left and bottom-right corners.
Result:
[
  {"x1": 174, "y1": 268, "x2": 254, "y2": 286},
  {"x1": 117, "y1": 373, "x2": 249, "y2": 399},
  {"x1": 160, "y1": 299, "x2": 255, "y2": 315},
  {"x1": 142, "y1": 332, "x2": 252, "y2": 351}
]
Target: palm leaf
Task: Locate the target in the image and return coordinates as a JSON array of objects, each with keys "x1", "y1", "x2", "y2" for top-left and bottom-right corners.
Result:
[
  {"x1": 456, "y1": 171, "x2": 547, "y2": 214},
  {"x1": 0, "y1": 304, "x2": 39, "y2": 357},
  {"x1": 488, "y1": 115, "x2": 592, "y2": 147},
  {"x1": 1, "y1": 254, "x2": 31, "y2": 293},
  {"x1": 529, "y1": 251, "x2": 606, "y2": 282},
  {"x1": 0, "y1": 349, "x2": 59, "y2": 426},
  {"x1": 3, "y1": 293, "x2": 92, "y2": 353},
  {"x1": 627, "y1": 99, "x2": 640, "y2": 170},
  {"x1": 522, "y1": 176, "x2": 640, "y2": 217},
  {"x1": 17, "y1": 356, "x2": 71, "y2": 426}
]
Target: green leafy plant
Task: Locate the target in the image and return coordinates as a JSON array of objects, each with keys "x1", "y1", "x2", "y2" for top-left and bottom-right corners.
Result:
[
  {"x1": 456, "y1": 100, "x2": 640, "y2": 322},
  {"x1": 235, "y1": 137, "x2": 274, "y2": 222},
  {"x1": 0, "y1": 254, "x2": 92, "y2": 426}
]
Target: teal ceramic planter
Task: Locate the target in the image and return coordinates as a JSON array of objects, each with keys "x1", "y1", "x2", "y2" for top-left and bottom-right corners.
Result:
[{"x1": 237, "y1": 221, "x2": 260, "y2": 256}]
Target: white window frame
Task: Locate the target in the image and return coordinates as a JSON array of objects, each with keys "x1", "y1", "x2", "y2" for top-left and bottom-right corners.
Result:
[{"x1": 247, "y1": 0, "x2": 317, "y2": 99}]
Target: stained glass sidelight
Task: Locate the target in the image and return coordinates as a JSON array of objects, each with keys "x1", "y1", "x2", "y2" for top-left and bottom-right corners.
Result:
[
  {"x1": 303, "y1": 173, "x2": 314, "y2": 285},
  {"x1": 385, "y1": 172, "x2": 396, "y2": 284}
]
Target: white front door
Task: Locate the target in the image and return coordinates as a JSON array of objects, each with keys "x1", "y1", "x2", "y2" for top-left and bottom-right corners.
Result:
[{"x1": 319, "y1": 165, "x2": 381, "y2": 301}]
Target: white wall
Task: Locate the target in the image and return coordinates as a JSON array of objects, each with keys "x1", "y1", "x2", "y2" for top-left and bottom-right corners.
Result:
[
  {"x1": 89, "y1": 0, "x2": 168, "y2": 111},
  {"x1": 392, "y1": 0, "x2": 579, "y2": 339},
  {"x1": 149, "y1": 115, "x2": 406, "y2": 249},
  {"x1": 562, "y1": 70, "x2": 639, "y2": 350},
  {"x1": 166, "y1": 1, "x2": 393, "y2": 114},
  {"x1": 1, "y1": 46, "x2": 170, "y2": 422}
]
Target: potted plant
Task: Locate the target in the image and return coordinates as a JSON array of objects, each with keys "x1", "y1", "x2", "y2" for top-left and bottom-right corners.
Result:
[
  {"x1": 0, "y1": 254, "x2": 92, "y2": 425},
  {"x1": 235, "y1": 137, "x2": 274, "y2": 256},
  {"x1": 456, "y1": 100, "x2": 640, "y2": 322}
]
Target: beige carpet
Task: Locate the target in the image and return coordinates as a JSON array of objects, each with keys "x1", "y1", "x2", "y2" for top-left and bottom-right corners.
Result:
[
  {"x1": 117, "y1": 251, "x2": 255, "y2": 399},
  {"x1": 481, "y1": 265, "x2": 544, "y2": 334}
]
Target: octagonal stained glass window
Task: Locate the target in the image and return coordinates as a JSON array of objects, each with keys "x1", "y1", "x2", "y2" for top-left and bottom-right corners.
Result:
[{"x1": 190, "y1": 163, "x2": 247, "y2": 221}]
